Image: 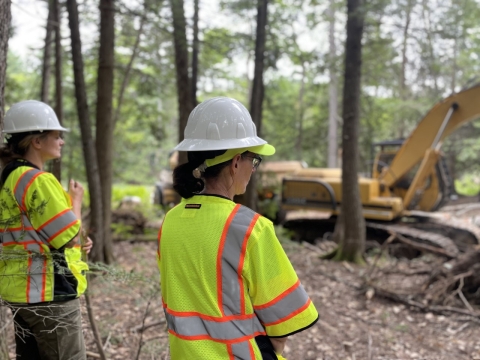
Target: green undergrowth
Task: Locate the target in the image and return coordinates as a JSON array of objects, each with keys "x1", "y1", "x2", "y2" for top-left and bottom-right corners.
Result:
[{"x1": 455, "y1": 174, "x2": 480, "y2": 196}]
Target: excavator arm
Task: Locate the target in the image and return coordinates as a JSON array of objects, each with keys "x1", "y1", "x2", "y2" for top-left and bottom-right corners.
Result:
[{"x1": 380, "y1": 85, "x2": 480, "y2": 189}]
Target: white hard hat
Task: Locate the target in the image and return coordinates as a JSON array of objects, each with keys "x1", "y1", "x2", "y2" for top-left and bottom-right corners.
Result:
[
  {"x1": 3, "y1": 100, "x2": 69, "y2": 134},
  {"x1": 174, "y1": 97, "x2": 271, "y2": 151}
]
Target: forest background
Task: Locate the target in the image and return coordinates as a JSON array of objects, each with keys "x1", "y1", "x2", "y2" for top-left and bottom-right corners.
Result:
[
  {"x1": 2, "y1": 0, "x2": 480, "y2": 358},
  {"x1": 6, "y1": 0, "x2": 480, "y2": 190}
]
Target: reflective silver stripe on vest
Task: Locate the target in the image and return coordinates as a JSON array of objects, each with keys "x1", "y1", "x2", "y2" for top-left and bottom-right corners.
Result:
[
  {"x1": 38, "y1": 211, "x2": 78, "y2": 241},
  {"x1": 221, "y1": 205, "x2": 257, "y2": 316},
  {"x1": 231, "y1": 342, "x2": 253, "y2": 360},
  {"x1": 165, "y1": 205, "x2": 263, "y2": 358},
  {"x1": 25, "y1": 242, "x2": 44, "y2": 303},
  {"x1": 0, "y1": 228, "x2": 43, "y2": 244},
  {"x1": 14, "y1": 168, "x2": 42, "y2": 208},
  {"x1": 254, "y1": 282, "x2": 310, "y2": 324},
  {"x1": 13, "y1": 169, "x2": 71, "y2": 247},
  {"x1": 165, "y1": 311, "x2": 264, "y2": 341}
]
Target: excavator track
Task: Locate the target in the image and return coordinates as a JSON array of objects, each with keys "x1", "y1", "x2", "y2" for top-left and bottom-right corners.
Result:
[
  {"x1": 365, "y1": 221, "x2": 460, "y2": 258},
  {"x1": 283, "y1": 210, "x2": 480, "y2": 257},
  {"x1": 406, "y1": 210, "x2": 480, "y2": 247}
]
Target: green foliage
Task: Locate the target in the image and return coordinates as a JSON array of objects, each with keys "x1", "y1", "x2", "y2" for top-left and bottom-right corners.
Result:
[
  {"x1": 110, "y1": 222, "x2": 135, "y2": 237},
  {"x1": 5, "y1": 0, "x2": 480, "y2": 212},
  {"x1": 111, "y1": 184, "x2": 153, "y2": 207},
  {"x1": 455, "y1": 174, "x2": 480, "y2": 196}
]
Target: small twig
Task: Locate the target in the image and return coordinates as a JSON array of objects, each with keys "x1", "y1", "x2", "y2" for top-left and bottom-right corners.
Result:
[
  {"x1": 395, "y1": 233, "x2": 453, "y2": 258},
  {"x1": 135, "y1": 298, "x2": 153, "y2": 360},
  {"x1": 81, "y1": 233, "x2": 108, "y2": 360},
  {"x1": 366, "y1": 234, "x2": 395, "y2": 280},
  {"x1": 86, "y1": 351, "x2": 101, "y2": 359},
  {"x1": 103, "y1": 331, "x2": 112, "y2": 351},
  {"x1": 367, "y1": 332, "x2": 372, "y2": 360},
  {"x1": 450, "y1": 322, "x2": 470, "y2": 335},
  {"x1": 458, "y1": 290, "x2": 474, "y2": 313},
  {"x1": 371, "y1": 283, "x2": 480, "y2": 321},
  {"x1": 132, "y1": 319, "x2": 166, "y2": 333},
  {"x1": 85, "y1": 292, "x2": 108, "y2": 360},
  {"x1": 444, "y1": 275, "x2": 466, "y2": 305}
]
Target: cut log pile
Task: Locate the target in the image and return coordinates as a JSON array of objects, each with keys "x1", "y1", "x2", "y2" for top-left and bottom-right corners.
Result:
[
  {"x1": 363, "y1": 225, "x2": 480, "y2": 323},
  {"x1": 111, "y1": 209, "x2": 147, "y2": 236}
]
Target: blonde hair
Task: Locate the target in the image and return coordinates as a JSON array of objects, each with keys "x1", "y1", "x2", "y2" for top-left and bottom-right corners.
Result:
[{"x1": 0, "y1": 132, "x2": 50, "y2": 167}]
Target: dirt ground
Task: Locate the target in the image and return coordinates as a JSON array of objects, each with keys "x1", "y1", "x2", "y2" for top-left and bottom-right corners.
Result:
[{"x1": 5, "y1": 237, "x2": 480, "y2": 360}]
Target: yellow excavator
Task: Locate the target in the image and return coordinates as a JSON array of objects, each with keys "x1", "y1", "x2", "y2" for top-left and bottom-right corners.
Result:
[{"x1": 280, "y1": 84, "x2": 480, "y2": 255}]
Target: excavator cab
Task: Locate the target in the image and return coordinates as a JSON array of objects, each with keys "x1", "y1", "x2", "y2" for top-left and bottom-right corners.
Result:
[{"x1": 372, "y1": 139, "x2": 452, "y2": 211}]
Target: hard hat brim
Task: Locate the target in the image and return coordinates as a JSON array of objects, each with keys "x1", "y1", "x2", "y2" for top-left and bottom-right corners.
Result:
[
  {"x1": 174, "y1": 136, "x2": 269, "y2": 152},
  {"x1": 2, "y1": 125, "x2": 70, "y2": 134},
  {"x1": 205, "y1": 144, "x2": 275, "y2": 168}
]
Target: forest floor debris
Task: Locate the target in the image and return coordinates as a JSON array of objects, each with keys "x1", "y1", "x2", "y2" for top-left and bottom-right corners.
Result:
[{"x1": 5, "y1": 237, "x2": 480, "y2": 360}]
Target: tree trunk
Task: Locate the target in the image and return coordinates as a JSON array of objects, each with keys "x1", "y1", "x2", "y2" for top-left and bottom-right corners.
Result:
[
  {"x1": 245, "y1": 0, "x2": 268, "y2": 211},
  {"x1": 332, "y1": 0, "x2": 366, "y2": 264},
  {"x1": 0, "y1": 0, "x2": 10, "y2": 128},
  {"x1": 40, "y1": 0, "x2": 54, "y2": 103},
  {"x1": 327, "y1": 0, "x2": 338, "y2": 168},
  {"x1": 51, "y1": 0, "x2": 63, "y2": 181},
  {"x1": 399, "y1": 0, "x2": 412, "y2": 99},
  {"x1": 191, "y1": 0, "x2": 199, "y2": 107},
  {"x1": 114, "y1": 7, "x2": 145, "y2": 125},
  {"x1": 397, "y1": 0, "x2": 413, "y2": 138},
  {"x1": 94, "y1": 0, "x2": 115, "y2": 264},
  {"x1": 169, "y1": 0, "x2": 194, "y2": 165},
  {"x1": 66, "y1": 0, "x2": 105, "y2": 263},
  {"x1": 0, "y1": 1, "x2": 11, "y2": 357},
  {"x1": 421, "y1": 0, "x2": 438, "y2": 95},
  {"x1": 294, "y1": 61, "x2": 305, "y2": 161}
]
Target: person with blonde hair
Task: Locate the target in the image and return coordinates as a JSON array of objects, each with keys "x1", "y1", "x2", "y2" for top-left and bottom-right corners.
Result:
[{"x1": 0, "y1": 100, "x2": 92, "y2": 360}]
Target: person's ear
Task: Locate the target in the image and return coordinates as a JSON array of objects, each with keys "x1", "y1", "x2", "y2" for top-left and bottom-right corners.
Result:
[
  {"x1": 232, "y1": 154, "x2": 241, "y2": 173},
  {"x1": 31, "y1": 137, "x2": 43, "y2": 150}
]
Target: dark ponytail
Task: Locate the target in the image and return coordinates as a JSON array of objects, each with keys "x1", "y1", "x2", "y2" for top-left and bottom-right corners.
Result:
[{"x1": 173, "y1": 149, "x2": 230, "y2": 199}]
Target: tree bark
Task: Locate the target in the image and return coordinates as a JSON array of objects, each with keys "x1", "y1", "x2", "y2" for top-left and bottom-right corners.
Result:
[
  {"x1": 191, "y1": 0, "x2": 199, "y2": 107},
  {"x1": 114, "y1": 7, "x2": 145, "y2": 125},
  {"x1": 327, "y1": 0, "x2": 338, "y2": 168},
  {"x1": 94, "y1": 0, "x2": 115, "y2": 264},
  {"x1": 421, "y1": 0, "x2": 439, "y2": 95},
  {"x1": 0, "y1": 0, "x2": 11, "y2": 357},
  {"x1": 245, "y1": 0, "x2": 268, "y2": 211},
  {"x1": 332, "y1": 0, "x2": 366, "y2": 263},
  {"x1": 40, "y1": 0, "x2": 54, "y2": 103},
  {"x1": 0, "y1": 0, "x2": 11, "y2": 128},
  {"x1": 66, "y1": 0, "x2": 105, "y2": 263},
  {"x1": 169, "y1": 0, "x2": 194, "y2": 165},
  {"x1": 51, "y1": 0, "x2": 63, "y2": 181},
  {"x1": 294, "y1": 61, "x2": 305, "y2": 161},
  {"x1": 399, "y1": 0, "x2": 413, "y2": 99}
]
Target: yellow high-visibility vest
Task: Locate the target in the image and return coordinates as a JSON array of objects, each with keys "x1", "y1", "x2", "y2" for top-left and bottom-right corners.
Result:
[
  {"x1": 0, "y1": 165, "x2": 87, "y2": 303},
  {"x1": 158, "y1": 195, "x2": 318, "y2": 359}
]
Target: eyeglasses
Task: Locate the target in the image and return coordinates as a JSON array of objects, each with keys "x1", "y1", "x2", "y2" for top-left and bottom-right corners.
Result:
[{"x1": 242, "y1": 154, "x2": 263, "y2": 170}]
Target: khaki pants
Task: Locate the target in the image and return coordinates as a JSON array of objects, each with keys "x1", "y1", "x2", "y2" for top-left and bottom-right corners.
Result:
[{"x1": 10, "y1": 298, "x2": 86, "y2": 360}]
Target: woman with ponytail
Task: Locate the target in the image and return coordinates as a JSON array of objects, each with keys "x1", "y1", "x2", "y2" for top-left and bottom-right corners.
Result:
[{"x1": 157, "y1": 97, "x2": 319, "y2": 360}]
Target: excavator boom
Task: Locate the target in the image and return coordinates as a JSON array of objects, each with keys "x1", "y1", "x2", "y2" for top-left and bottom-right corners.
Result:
[
  {"x1": 280, "y1": 84, "x2": 480, "y2": 252},
  {"x1": 381, "y1": 85, "x2": 480, "y2": 188}
]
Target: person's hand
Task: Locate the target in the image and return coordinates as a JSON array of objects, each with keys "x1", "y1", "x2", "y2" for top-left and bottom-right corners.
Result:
[
  {"x1": 82, "y1": 236, "x2": 93, "y2": 254},
  {"x1": 270, "y1": 337, "x2": 288, "y2": 356},
  {"x1": 68, "y1": 179, "x2": 84, "y2": 205}
]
